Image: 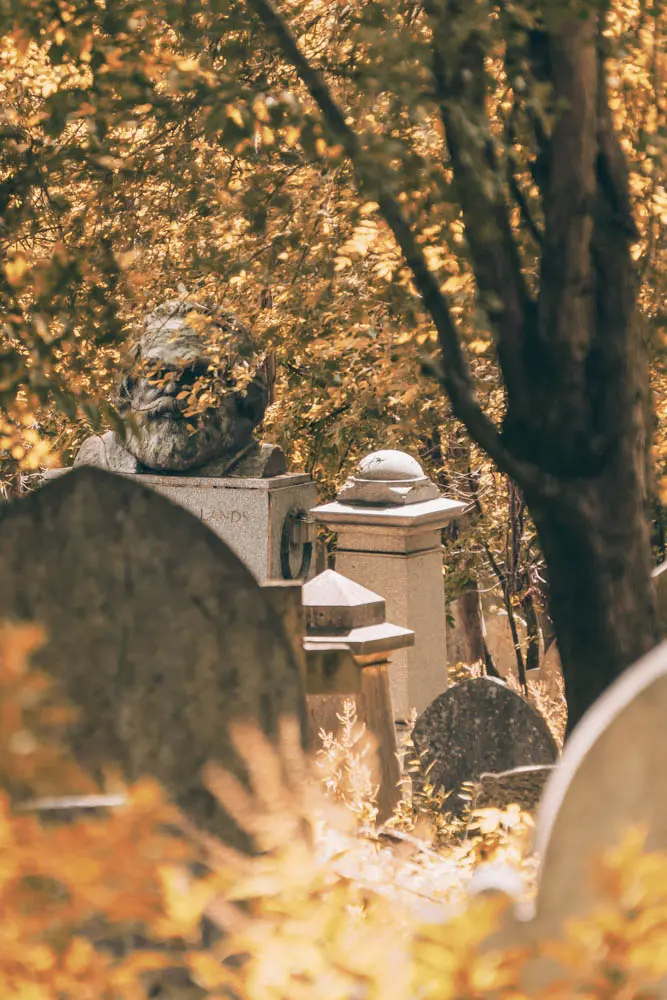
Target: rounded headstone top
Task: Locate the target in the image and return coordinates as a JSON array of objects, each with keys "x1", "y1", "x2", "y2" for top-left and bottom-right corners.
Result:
[
  {"x1": 410, "y1": 678, "x2": 559, "y2": 813},
  {"x1": 356, "y1": 449, "x2": 425, "y2": 483}
]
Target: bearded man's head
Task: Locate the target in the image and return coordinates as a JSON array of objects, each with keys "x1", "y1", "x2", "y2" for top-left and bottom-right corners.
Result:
[{"x1": 117, "y1": 299, "x2": 270, "y2": 473}]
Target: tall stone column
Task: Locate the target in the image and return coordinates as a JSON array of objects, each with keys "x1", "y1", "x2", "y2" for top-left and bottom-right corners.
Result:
[{"x1": 311, "y1": 450, "x2": 465, "y2": 725}]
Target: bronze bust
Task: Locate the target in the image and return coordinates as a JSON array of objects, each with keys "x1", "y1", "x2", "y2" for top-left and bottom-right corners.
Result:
[{"x1": 74, "y1": 298, "x2": 285, "y2": 478}]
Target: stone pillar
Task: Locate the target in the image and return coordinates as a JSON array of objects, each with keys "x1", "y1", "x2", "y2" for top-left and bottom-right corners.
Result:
[
  {"x1": 311, "y1": 450, "x2": 465, "y2": 724},
  {"x1": 301, "y1": 569, "x2": 414, "y2": 821}
]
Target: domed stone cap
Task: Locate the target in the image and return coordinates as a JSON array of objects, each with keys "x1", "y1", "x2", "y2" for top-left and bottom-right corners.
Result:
[
  {"x1": 356, "y1": 449, "x2": 425, "y2": 482},
  {"x1": 338, "y1": 448, "x2": 441, "y2": 506}
]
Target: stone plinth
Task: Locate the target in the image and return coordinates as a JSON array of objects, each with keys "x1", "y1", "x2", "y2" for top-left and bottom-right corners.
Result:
[
  {"x1": 311, "y1": 495, "x2": 465, "y2": 722},
  {"x1": 45, "y1": 468, "x2": 317, "y2": 582}
]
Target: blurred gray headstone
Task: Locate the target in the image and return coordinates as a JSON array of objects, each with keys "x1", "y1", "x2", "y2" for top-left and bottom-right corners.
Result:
[
  {"x1": 0, "y1": 467, "x2": 306, "y2": 850},
  {"x1": 532, "y1": 638, "x2": 667, "y2": 935}
]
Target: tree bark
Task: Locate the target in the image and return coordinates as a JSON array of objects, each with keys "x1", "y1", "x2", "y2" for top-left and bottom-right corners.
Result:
[{"x1": 527, "y1": 458, "x2": 656, "y2": 730}]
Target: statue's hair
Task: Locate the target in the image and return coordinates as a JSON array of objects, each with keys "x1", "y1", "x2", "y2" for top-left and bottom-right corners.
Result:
[{"x1": 115, "y1": 298, "x2": 271, "y2": 427}]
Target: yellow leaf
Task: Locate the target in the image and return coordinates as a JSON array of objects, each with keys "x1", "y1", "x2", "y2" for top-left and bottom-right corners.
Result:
[
  {"x1": 226, "y1": 104, "x2": 244, "y2": 128},
  {"x1": 187, "y1": 952, "x2": 228, "y2": 988},
  {"x1": 115, "y1": 249, "x2": 138, "y2": 270},
  {"x1": 5, "y1": 255, "x2": 30, "y2": 286},
  {"x1": 64, "y1": 937, "x2": 95, "y2": 975},
  {"x1": 285, "y1": 125, "x2": 301, "y2": 147},
  {"x1": 176, "y1": 58, "x2": 199, "y2": 72}
]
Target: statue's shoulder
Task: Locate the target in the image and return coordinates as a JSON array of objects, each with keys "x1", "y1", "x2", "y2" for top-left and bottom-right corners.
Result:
[
  {"x1": 196, "y1": 442, "x2": 287, "y2": 479},
  {"x1": 74, "y1": 431, "x2": 140, "y2": 473}
]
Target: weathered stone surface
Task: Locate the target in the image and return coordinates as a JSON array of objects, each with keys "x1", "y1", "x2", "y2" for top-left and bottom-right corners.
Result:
[
  {"x1": 338, "y1": 449, "x2": 441, "y2": 506},
  {"x1": 411, "y1": 678, "x2": 558, "y2": 808},
  {"x1": 74, "y1": 298, "x2": 285, "y2": 478},
  {"x1": 46, "y1": 468, "x2": 318, "y2": 583},
  {"x1": 0, "y1": 467, "x2": 306, "y2": 849},
  {"x1": 312, "y1": 490, "x2": 465, "y2": 721},
  {"x1": 532, "y1": 637, "x2": 667, "y2": 934},
  {"x1": 475, "y1": 764, "x2": 557, "y2": 812}
]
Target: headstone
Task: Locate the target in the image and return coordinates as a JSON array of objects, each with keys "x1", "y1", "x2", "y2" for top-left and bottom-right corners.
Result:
[
  {"x1": 411, "y1": 677, "x2": 558, "y2": 809},
  {"x1": 532, "y1": 637, "x2": 667, "y2": 935},
  {"x1": 469, "y1": 639, "x2": 667, "y2": 990},
  {"x1": 0, "y1": 467, "x2": 306, "y2": 850}
]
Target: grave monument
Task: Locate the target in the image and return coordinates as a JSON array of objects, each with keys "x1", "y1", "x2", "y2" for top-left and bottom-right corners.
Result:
[
  {"x1": 0, "y1": 466, "x2": 307, "y2": 851},
  {"x1": 311, "y1": 449, "x2": 465, "y2": 723},
  {"x1": 411, "y1": 676, "x2": 559, "y2": 811},
  {"x1": 50, "y1": 298, "x2": 317, "y2": 581},
  {"x1": 468, "y1": 638, "x2": 667, "y2": 989},
  {"x1": 302, "y1": 569, "x2": 414, "y2": 820}
]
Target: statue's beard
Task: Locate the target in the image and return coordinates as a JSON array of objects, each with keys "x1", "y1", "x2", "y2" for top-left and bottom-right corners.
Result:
[{"x1": 122, "y1": 401, "x2": 255, "y2": 472}]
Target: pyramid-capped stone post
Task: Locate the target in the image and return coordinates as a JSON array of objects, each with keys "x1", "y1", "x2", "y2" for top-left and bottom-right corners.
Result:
[
  {"x1": 311, "y1": 450, "x2": 465, "y2": 725},
  {"x1": 302, "y1": 569, "x2": 414, "y2": 820}
]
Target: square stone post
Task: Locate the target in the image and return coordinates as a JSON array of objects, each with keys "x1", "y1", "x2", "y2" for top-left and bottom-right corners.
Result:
[
  {"x1": 301, "y1": 569, "x2": 414, "y2": 821},
  {"x1": 310, "y1": 450, "x2": 465, "y2": 724}
]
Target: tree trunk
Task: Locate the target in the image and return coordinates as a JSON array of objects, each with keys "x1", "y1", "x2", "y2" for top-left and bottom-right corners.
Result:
[
  {"x1": 457, "y1": 582, "x2": 501, "y2": 677},
  {"x1": 527, "y1": 452, "x2": 657, "y2": 732}
]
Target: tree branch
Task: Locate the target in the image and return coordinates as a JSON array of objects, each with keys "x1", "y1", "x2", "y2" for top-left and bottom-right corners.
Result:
[
  {"x1": 508, "y1": 162, "x2": 544, "y2": 247},
  {"x1": 425, "y1": 0, "x2": 534, "y2": 413},
  {"x1": 505, "y1": 106, "x2": 544, "y2": 247},
  {"x1": 246, "y1": 0, "x2": 557, "y2": 494}
]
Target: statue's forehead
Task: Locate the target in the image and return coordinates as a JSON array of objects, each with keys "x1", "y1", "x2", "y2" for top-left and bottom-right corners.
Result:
[
  {"x1": 139, "y1": 321, "x2": 207, "y2": 366},
  {"x1": 133, "y1": 300, "x2": 255, "y2": 368}
]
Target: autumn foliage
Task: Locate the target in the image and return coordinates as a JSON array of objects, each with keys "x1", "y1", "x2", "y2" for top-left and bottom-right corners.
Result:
[{"x1": 1, "y1": 623, "x2": 667, "y2": 998}]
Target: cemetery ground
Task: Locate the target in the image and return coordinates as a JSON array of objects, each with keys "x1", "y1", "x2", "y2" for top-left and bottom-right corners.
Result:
[
  {"x1": 5, "y1": 611, "x2": 667, "y2": 1000},
  {"x1": 0, "y1": 618, "x2": 557, "y2": 1000}
]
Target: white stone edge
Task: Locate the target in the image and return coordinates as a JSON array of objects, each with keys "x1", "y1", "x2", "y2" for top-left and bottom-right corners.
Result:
[{"x1": 532, "y1": 638, "x2": 667, "y2": 906}]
